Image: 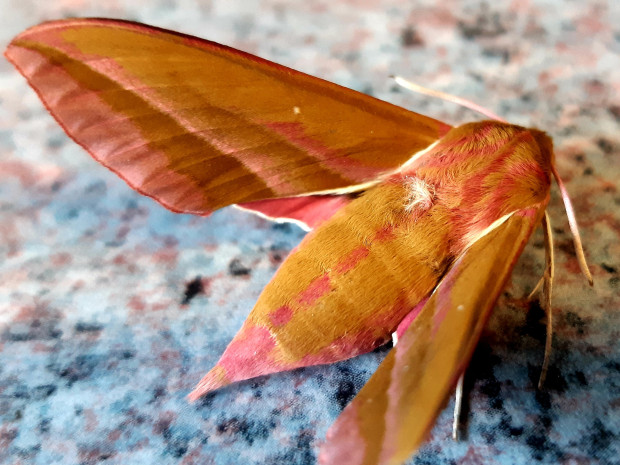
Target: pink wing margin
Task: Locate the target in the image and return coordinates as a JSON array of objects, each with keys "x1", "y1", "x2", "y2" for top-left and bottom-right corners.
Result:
[{"x1": 236, "y1": 195, "x2": 353, "y2": 230}]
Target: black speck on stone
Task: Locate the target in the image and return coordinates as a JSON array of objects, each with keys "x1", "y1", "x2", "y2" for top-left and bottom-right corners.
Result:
[
  {"x1": 269, "y1": 430, "x2": 315, "y2": 464},
  {"x1": 216, "y1": 417, "x2": 272, "y2": 445},
  {"x1": 271, "y1": 222, "x2": 291, "y2": 232},
  {"x1": 480, "y1": 422, "x2": 498, "y2": 443},
  {"x1": 47, "y1": 135, "x2": 64, "y2": 149},
  {"x1": 197, "y1": 392, "x2": 215, "y2": 409},
  {"x1": 568, "y1": 370, "x2": 588, "y2": 387},
  {"x1": 162, "y1": 426, "x2": 190, "y2": 458},
  {"x1": 335, "y1": 379, "x2": 356, "y2": 410},
  {"x1": 564, "y1": 311, "x2": 587, "y2": 335},
  {"x1": 78, "y1": 447, "x2": 113, "y2": 463},
  {"x1": 609, "y1": 276, "x2": 620, "y2": 288},
  {"x1": 55, "y1": 354, "x2": 102, "y2": 385},
  {"x1": 31, "y1": 384, "x2": 56, "y2": 400},
  {"x1": 601, "y1": 263, "x2": 617, "y2": 274},
  {"x1": 362, "y1": 86, "x2": 374, "y2": 97},
  {"x1": 585, "y1": 419, "x2": 614, "y2": 458},
  {"x1": 38, "y1": 418, "x2": 51, "y2": 434},
  {"x1": 3, "y1": 319, "x2": 62, "y2": 342},
  {"x1": 295, "y1": 430, "x2": 315, "y2": 463},
  {"x1": 65, "y1": 207, "x2": 79, "y2": 219},
  {"x1": 526, "y1": 433, "x2": 550, "y2": 460},
  {"x1": 498, "y1": 415, "x2": 524, "y2": 438},
  {"x1": 608, "y1": 105, "x2": 620, "y2": 122},
  {"x1": 557, "y1": 238, "x2": 577, "y2": 256},
  {"x1": 401, "y1": 26, "x2": 423, "y2": 47},
  {"x1": 597, "y1": 138, "x2": 614, "y2": 154},
  {"x1": 85, "y1": 180, "x2": 107, "y2": 195},
  {"x1": 182, "y1": 276, "x2": 204, "y2": 304},
  {"x1": 228, "y1": 258, "x2": 251, "y2": 276},
  {"x1": 151, "y1": 386, "x2": 166, "y2": 402},
  {"x1": 74, "y1": 321, "x2": 104, "y2": 332},
  {"x1": 482, "y1": 46, "x2": 510, "y2": 63},
  {"x1": 333, "y1": 367, "x2": 362, "y2": 410},
  {"x1": 458, "y1": 7, "x2": 507, "y2": 39},
  {"x1": 583, "y1": 167, "x2": 594, "y2": 175},
  {"x1": 11, "y1": 384, "x2": 30, "y2": 399},
  {"x1": 120, "y1": 350, "x2": 135, "y2": 359},
  {"x1": 526, "y1": 429, "x2": 565, "y2": 462},
  {"x1": 16, "y1": 444, "x2": 40, "y2": 459}
]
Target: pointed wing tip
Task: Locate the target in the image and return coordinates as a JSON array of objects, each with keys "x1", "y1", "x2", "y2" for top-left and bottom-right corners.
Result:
[
  {"x1": 4, "y1": 43, "x2": 15, "y2": 63},
  {"x1": 4, "y1": 32, "x2": 29, "y2": 62}
]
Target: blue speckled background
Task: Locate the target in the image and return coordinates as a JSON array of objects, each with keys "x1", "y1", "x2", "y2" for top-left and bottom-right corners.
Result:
[{"x1": 1, "y1": 1, "x2": 619, "y2": 464}]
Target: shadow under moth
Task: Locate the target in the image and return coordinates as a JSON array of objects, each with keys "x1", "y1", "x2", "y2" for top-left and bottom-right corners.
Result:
[{"x1": 5, "y1": 18, "x2": 593, "y2": 465}]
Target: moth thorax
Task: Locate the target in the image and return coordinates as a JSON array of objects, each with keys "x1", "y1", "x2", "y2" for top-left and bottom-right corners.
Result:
[{"x1": 403, "y1": 176, "x2": 435, "y2": 212}]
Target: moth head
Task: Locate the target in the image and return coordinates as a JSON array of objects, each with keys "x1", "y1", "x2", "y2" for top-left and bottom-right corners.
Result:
[{"x1": 403, "y1": 121, "x2": 554, "y2": 250}]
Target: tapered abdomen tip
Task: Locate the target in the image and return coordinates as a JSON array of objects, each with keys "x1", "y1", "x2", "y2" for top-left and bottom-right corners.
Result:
[
  {"x1": 187, "y1": 322, "x2": 287, "y2": 401},
  {"x1": 187, "y1": 365, "x2": 230, "y2": 401}
]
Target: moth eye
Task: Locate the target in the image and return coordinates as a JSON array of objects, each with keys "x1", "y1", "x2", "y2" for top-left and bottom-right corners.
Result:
[{"x1": 403, "y1": 176, "x2": 435, "y2": 212}]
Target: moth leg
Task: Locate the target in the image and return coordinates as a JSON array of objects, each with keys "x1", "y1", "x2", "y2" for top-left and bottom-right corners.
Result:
[
  {"x1": 452, "y1": 371, "x2": 465, "y2": 441},
  {"x1": 527, "y1": 276, "x2": 544, "y2": 300},
  {"x1": 538, "y1": 211, "x2": 555, "y2": 389},
  {"x1": 527, "y1": 217, "x2": 549, "y2": 300}
]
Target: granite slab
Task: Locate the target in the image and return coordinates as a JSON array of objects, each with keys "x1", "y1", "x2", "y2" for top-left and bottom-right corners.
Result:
[{"x1": 0, "y1": 1, "x2": 618, "y2": 464}]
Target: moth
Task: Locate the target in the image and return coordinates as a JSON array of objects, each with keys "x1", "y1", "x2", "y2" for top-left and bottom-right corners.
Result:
[{"x1": 5, "y1": 18, "x2": 592, "y2": 465}]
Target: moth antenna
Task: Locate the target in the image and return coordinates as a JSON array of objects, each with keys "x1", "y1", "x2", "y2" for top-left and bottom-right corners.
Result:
[
  {"x1": 538, "y1": 211, "x2": 555, "y2": 390},
  {"x1": 550, "y1": 165, "x2": 594, "y2": 286},
  {"x1": 392, "y1": 76, "x2": 509, "y2": 123},
  {"x1": 452, "y1": 372, "x2": 465, "y2": 441}
]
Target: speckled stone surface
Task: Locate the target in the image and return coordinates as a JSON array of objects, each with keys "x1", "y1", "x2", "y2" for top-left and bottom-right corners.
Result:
[{"x1": 1, "y1": 1, "x2": 619, "y2": 464}]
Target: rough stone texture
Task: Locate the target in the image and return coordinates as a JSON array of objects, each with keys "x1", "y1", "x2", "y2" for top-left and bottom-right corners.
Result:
[{"x1": 0, "y1": 1, "x2": 618, "y2": 464}]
